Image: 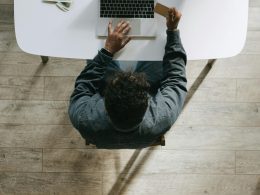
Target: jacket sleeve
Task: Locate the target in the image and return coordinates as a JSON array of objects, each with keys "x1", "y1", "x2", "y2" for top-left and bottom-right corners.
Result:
[
  {"x1": 160, "y1": 30, "x2": 187, "y2": 127},
  {"x1": 68, "y1": 51, "x2": 113, "y2": 131}
]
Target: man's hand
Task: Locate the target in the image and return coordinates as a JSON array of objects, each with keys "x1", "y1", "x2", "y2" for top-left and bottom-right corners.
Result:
[
  {"x1": 167, "y1": 7, "x2": 182, "y2": 31},
  {"x1": 104, "y1": 20, "x2": 132, "y2": 55}
]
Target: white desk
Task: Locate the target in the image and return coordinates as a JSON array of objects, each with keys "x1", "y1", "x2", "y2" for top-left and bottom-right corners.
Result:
[{"x1": 14, "y1": 0, "x2": 248, "y2": 61}]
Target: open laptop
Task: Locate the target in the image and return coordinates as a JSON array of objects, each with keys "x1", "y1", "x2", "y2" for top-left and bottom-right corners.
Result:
[{"x1": 96, "y1": 0, "x2": 157, "y2": 37}]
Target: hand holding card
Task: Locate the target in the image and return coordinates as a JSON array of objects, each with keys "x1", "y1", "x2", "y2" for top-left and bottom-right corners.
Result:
[{"x1": 154, "y1": 4, "x2": 182, "y2": 31}]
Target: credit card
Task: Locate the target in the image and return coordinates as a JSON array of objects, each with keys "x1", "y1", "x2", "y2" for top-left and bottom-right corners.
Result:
[{"x1": 154, "y1": 3, "x2": 170, "y2": 17}]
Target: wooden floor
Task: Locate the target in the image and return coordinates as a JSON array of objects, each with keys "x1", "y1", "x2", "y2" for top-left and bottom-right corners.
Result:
[{"x1": 0, "y1": 0, "x2": 260, "y2": 194}]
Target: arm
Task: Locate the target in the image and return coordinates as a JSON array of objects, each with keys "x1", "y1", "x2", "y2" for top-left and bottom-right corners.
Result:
[
  {"x1": 68, "y1": 20, "x2": 132, "y2": 131},
  {"x1": 70, "y1": 20, "x2": 132, "y2": 102},
  {"x1": 160, "y1": 8, "x2": 187, "y2": 124},
  {"x1": 68, "y1": 51, "x2": 112, "y2": 130}
]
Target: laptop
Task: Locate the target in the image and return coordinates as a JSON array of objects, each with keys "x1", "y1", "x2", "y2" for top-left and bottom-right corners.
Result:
[{"x1": 96, "y1": 0, "x2": 157, "y2": 37}]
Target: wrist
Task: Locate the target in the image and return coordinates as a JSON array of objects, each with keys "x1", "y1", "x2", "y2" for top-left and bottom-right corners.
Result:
[
  {"x1": 167, "y1": 28, "x2": 178, "y2": 32},
  {"x1": 101, "y1": 48, "x2": 114, "y2": 57},
  {"x1": 104, "y1": 45, "x2": 116, "y2": 55}
]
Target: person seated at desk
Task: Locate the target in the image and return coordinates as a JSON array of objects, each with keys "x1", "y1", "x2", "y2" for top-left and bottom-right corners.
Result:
[{"x1": 68, "y1": 8, "x2": 187, "y2": 149}]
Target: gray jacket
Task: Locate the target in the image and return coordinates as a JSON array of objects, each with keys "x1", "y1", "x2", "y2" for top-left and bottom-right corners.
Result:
[{"x1": 68, "y1": 30, "x2": 187, "y2": 149}]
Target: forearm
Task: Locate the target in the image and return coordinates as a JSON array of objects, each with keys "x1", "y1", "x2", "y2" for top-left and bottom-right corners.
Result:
[
  {"x1": 160, "y1": 30, "x2": 187, "y2": 114},
  {"x1": 163, "y1": 30, "x2": 187, "y2": 80}
]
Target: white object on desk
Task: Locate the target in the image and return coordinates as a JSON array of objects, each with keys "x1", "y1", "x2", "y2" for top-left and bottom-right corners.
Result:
[{"x1": 14, "y1": 0, "x2": 248, "y2": 61}]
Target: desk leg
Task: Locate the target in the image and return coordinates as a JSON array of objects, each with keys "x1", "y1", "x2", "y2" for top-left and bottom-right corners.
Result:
[
  {"x1": 183, "y1": 58, "x2": 216, "y2": 108},
  {"x1": 41, "y1": 56, "x2": 49, "y2": 64},
  {"x1": 207, "y1": 59, "x2": 216, "y2": 66}
]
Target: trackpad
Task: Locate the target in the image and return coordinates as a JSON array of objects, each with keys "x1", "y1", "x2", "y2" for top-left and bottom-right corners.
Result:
[{"x1": 112, "y1": 19, "x2": 141, "y2": 35}]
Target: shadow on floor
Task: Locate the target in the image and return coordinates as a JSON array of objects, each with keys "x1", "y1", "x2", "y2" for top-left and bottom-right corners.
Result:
[
  {"x1": 252, "y1": 178, "x2": 260, "y2": 195},
  {"x1": 107, "y1": 149, "x2": 153, "y2": 195},
  {"x1": 106, "y1": 59, "x2": 216, "y2": 195}
]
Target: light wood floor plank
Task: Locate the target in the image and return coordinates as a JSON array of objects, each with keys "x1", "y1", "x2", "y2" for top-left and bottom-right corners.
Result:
[
  {"x1": 237, "y1": 79, "x2": 260, "y2": 102},
  {"x1": 0, "y1": 124, "x2": 88, "y2": 148},
  {"x1": 0, "y1": 31, "x2": 13, "y2": 52},
  {"x1": 185, "y1": 60, "x2": 209, "y2": 79},
  {"x1": 0, "y1": 53, "x2": 85, "y2": 77},
  {"x1": 44, "y1": 77, "x2": 75, "y2": 101},
  {"x1": 241, "y1": 31, "x2": 260, "y2": 54},
  {"x1": 0, "y1": 0, "x2": 13, "y2": 4},
  {"x1": 103, "y1": 173, "x2": 260, "y2": 195},
  {"x1": 0, "y1": 76, "x2": 44, "y2": 100},
  {"x1": 248, "y1": 7, "x2": 260, "y2": 31},
  {"x1": 187, "y1": 78, "x2": 236, "y2": 102},
  {"x1": 0, "y1": 172, "x2": 102, "y2": 195},
  {"x1": 0, "y1": 24, "x2": 14, "y2": 31},
  {"x1": 43, "y1": 148, "x2": 235, "y2": 174},
  {"x1": 0, "y1": 30, "x2": 27, "y2": 53},
  {"x1": 0, "y1": 52, "x2": 217, "y2": 79},
  {"x1": 207, "y1": 54, "x2": 260, "y2": 79},
  {"x1": 236, "y1": 151, "x2": 260, "y2": 174},
  {"x1": 43, "y1": 149, "x2": 103, "y2": 173},
  {"x1": 0, "y1": 100, "x2": 70, "y2": 124},
  {"x1": 177, "y1": 102, "x2": 260, "y2": 127},
  {"x1": 0, "y1": 148, "x2": 42, "y2": 172},
  {"x1": 0, "y1": 4, "x2": 13, "y2": 24},
  {"x1": 164, "y1": 126, "x2": 260, "y2": 150},
  {"x1": 250, "y1": 0, "x2": 260, "y2": 7},
  {"x1": 101, "y1": 149, "x2": 235, "y2": 174}
]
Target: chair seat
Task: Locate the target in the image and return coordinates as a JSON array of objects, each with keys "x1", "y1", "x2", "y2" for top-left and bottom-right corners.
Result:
[{"x1": 151, "y1": 135, "x2": 165, "y2": 146}]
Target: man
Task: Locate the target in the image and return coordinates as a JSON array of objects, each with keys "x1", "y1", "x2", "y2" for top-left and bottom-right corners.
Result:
[{"x1": 69, "y1": 8, "x2": 187, "y2": 149}]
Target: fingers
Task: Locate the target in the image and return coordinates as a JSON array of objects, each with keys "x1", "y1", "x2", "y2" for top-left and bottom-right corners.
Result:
[
  {"x1": 168, "y1": 7, "x2": 182, "y2": 21},
  {"x1": 121, "y1": 25, "x2": 131, "y2": 35},
  {"x1": 118, "y1": 21, "x2": 130, "y2": 33},
  {"x1": 114, "y1": 20, "x2": 131, "y2": 34},
  {"x1": 174, "y1": 9, "x2": 182, "y2": 27},
  {"x1": 167, "y1": 8, "x2": 174, "y2": 20},
  {"x1": 175, "y1": 8, "x2": 182, "y2": 21},
  {"x1": 109, "y1": 20, "x2": 124, "y2": 34},
  {"x1": 168, "y1": 8, "x2": 174, "y2": 15},
  {"x1": 116, "y1": 20, "x2": 124, "y2": 29},
  {"x1": 114, "y1": 20, "x2": 124, "y2": 32},
  {"x1": 167, "y1": 7, "x2": 182, "y2": 30},
  {"x1": 109, "y1": 20, "x2": 131, "y2": 36},
  {"x1": 108, "y1": 21, "x2": 113, "y2": 35}
]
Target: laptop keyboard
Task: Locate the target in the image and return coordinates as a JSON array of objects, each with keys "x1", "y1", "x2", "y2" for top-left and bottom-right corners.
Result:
[{"x1": 100, "y1": 0, "x2": 154, "y2": 18}]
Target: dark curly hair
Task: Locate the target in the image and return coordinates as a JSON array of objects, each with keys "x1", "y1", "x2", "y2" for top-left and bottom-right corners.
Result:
[{"x1": 104, "y1": 71, "x2": 150, "y2": 130}]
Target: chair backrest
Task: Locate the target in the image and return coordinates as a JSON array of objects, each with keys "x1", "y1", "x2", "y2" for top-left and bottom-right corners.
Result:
[{"x1": 85, "y1": 135, "x2": 165, "y2": 147}]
